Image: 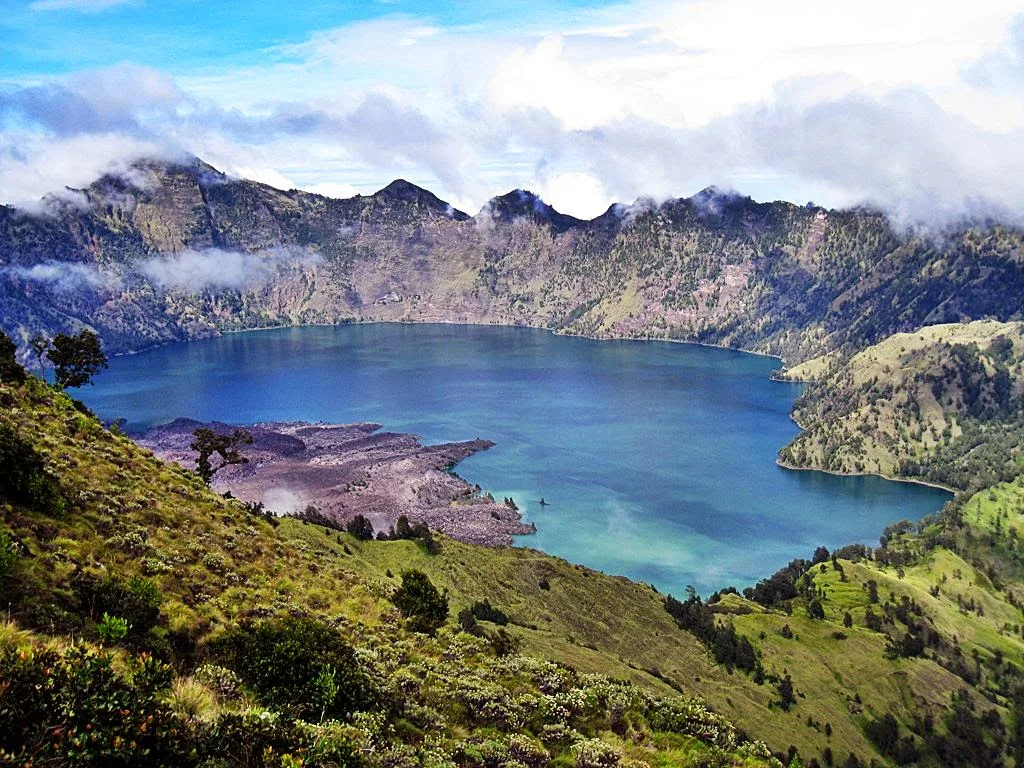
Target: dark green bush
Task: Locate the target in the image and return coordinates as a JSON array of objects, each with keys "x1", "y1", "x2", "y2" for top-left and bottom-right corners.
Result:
[
  {"x1": 0, "y1": 424, "x2": 66, "y2": 516},
  {"x1": 345, "y1": 514, "x2": 375, "y2": 540},
  {"x1": 198, "y1": 710, "x2": 360, "y2": 768},
  {"x1": 0, "y1": 643, "x2": 190, "y2": 766},
  {"x1": 0, "y1": 331, "x2": 26, "y2": 384},
  {"x1": 391, "y1": 569, "x2": 449, "y2": 635},
  {"x1": 467, "y1": 598, "x2": 509, "y2": 625},
  {"x1": 211, "y1": 617, "x2": 375, "y2": 722},
  {"x1": 81, "y1": 575, "x2": 163, "y2": 637},
  {"x1": 0, "y1": 530, "x2": 19, "y2": 584}
]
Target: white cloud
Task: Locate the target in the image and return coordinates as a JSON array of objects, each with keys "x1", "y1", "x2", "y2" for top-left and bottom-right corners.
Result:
[
  {"x1": 301, "y1": 181, "x2": 361, "y2": 199},
  {"x1": 233, "y1": 166, "x2": 296, "y2": 191},
  {"x1": 137, "y1": 247, "x2": 319, "y2": 293},
  {"x1": 0, "y1": 132, "x2": 168, "y2": 211},
  {"x1": 538, "y1": 172, "x2": 613, "y2": 219},
  {"x1": 2, "y1": 261, "x2": 121, "y2": 292},
  {"x1": 1, "y1": 2, "x2": 1023, "y2": 227}
]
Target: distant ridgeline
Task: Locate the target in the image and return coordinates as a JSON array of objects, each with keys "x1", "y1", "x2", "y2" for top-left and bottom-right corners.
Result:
[{"x1": 1, "y1": 156, "x2": 1023, "y2": 365}]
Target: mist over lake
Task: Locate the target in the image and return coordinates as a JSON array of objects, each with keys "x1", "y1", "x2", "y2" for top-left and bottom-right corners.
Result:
[{"x1": 79, "y1": 323, "x2": 951, "y2": 596}]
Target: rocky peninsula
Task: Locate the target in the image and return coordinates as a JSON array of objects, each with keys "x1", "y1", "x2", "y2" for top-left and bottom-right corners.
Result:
[{"x1": 136, "y1": 418, "x2": 535, "y2": 545}]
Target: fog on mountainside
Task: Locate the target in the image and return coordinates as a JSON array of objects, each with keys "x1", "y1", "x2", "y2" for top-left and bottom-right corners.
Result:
[{"x1": 2, "y1": 157, "x2": 1022, "y2": 371}]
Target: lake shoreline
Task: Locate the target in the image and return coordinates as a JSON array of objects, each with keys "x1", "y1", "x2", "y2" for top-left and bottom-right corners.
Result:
[
  {"x1": 136, "y1": 417, "x2": 536, "y2": 546},
  {"x1": 779, "y1": 412, "x2": 959, "y2": 495},
  {"x1": 776, "y1": 458, "x2": 958, "y2": 495},
  {"x1": 109, "y1": 317, "x2": 790, "y2": 368},
  {"x1": 87, "y1": 320, "x2": 950, "y2": 595}
]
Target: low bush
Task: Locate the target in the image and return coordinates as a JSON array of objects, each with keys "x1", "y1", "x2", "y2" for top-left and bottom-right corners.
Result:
[
  {"x1": 391, "y1": 569, "x2": 449, "y2": 635},
  {"x1": 0, "y1": 643, "x2": 190, "y2": 766},
  {"x1": 0, "y1": 424, "x2": 66, "y2": 516},
  {"x1": 211, "y1": 617, "x2": 376, "y2": 722},
  {"x1": 80, "y1": 575, "x2": 163, "y2": 637}
]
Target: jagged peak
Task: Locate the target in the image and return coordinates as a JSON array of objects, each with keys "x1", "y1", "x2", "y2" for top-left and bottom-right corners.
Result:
[
  {"x1": 481, "y1": 189, "x2": 583, "y2": 233},
  {"x1": 372, "y1": 178, "x2": 469, "y2": 219}
]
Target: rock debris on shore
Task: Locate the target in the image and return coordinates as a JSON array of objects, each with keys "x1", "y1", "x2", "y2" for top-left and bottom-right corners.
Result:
[{"x1": 136, "y1": 418, "x2": 535, "y2": 546}]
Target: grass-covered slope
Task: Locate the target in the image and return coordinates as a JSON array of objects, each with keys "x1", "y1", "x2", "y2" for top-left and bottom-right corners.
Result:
[
  {"x1": 778, "y1": 321, "x2": 1024, "y2": 491},
  {"x1": 0, "y1": 375, "x2": 786, "y2": 767},
  {"x1": 4, "y1": 365, "x2": 1024, "y2": 766}
]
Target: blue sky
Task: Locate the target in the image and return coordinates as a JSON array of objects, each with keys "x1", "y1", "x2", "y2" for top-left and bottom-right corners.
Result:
[
  {"x1": 2, "y1": 0, "x2": 613, "y2": 76},
  {"x1": 2, "y1": 0, "x2": 1024, "y2": 225}
]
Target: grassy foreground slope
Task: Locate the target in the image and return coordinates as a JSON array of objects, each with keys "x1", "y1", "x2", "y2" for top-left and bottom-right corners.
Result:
[
  {"x1": 778, "y1": 320, "x2": 1024, "y2": 491},
  {"x1": 3, "y1": 361, "x2": 1024, "y2": 767},
  {"x1": 0, "y1": 374, "x2": 782, "y2": 767}
]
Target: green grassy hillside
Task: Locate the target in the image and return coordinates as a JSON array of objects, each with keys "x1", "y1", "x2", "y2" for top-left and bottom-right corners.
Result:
[
  {"x1": 779, "y1": 321, "x2": 1024, "y2": 491},
  {"x1": 1, "y1": 370, "x2": 785, "y2": 767},
  {"x1": 4, "y1": 349, "x2": 1024, "y2": 766}
]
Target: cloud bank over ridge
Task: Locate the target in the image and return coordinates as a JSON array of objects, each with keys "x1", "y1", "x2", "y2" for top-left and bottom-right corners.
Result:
[{"x1": 1, "y1": 0, "x2": 1023, "y2": 228}]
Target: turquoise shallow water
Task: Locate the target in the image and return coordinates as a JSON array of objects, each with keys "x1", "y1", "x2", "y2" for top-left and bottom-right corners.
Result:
[{"x1": 77, "y1": 323, "x2": 951, "y2": 596}]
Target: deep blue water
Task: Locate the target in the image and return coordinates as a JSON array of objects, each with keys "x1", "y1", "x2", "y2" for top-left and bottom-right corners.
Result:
[{"x1": 78, "y1": 324, "x2": 951, "y2": 596}]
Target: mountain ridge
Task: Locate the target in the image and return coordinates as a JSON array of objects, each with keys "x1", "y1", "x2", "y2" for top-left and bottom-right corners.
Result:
[{"x1": 2, "y1": 156, "x2": 1023, "y2": 368}]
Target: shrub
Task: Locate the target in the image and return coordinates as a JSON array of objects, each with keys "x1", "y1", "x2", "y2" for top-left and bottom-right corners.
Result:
[
  {"x1": 345, "y1": 514, "x2": 375, "y2": 540},
  {"x1": 468, "y1": 598, "x2": 510, "y2": 625},
  {"x1": 0, "y1": 530, "x2": 19, "y2": 583},
  {"x1": 571, "y1": 738, "x2": 622, "y2": 768},
  {"x1": 0, "y1": 331, "x2": 25, "y2": 384},
  {"x1": 489, "y1": 628, "x2": 522, "y2": 657},
  {"x1": 168, "y1": 677, "x2": 217, "y2": 723},
  {"x1": 211, "y1": 617, "x2": 375, "y2": 722},
  {"x1": 192, "y1": 663, "x2": 243, "y2": 702},
  {"x1": 96, "y1": 613, "x2": 130, "y2": 645},
  {"x1": 777, "y1": 674, "x2": 796, "y2": 711},
  {"x1": 0, "y1": 642, "x2": 189, "y2": 765},
  {"x1": 85, "y1": 575, "x2": 163, "y2": 636},
  {"x1": 807, "y1": 598, "x2": 825, "y2": 620},
  {"x1": 197, "y1": 710, "x2": 360, "y2": 768},
  {"x1": 391, "y1": 569, "x2": 449, "y2": 635},
  {"x1": 201, "y1": 551, "x2": 227, "y2": 573},
  {"x1": 0, "y1": 424, "x2": 66, "y2": 516}
]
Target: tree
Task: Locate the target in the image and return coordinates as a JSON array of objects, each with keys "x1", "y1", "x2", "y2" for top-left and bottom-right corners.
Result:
[
  {"x1": 345, "y1": 514, "x2": 375, "y2": 541},
  {"x1": 807, "y1": 597, "x2": 825, "y2": 620},
  {"x1": 190, "y1": 427, "x2": 253, "y2": 485},
  {"x1": 28, "y1": 334, "x2": 50, "y2": 377},
  {"x1": 47, "y1": 330, "x2": 107, "y2": 389},
  {"x1": 0, "y1": 331, "x2": 25, "y2": 384},
  {"x1": 777, "y1": 673, "x2": 796, "y2": 710},
  {"x1": 391, "y1": 569, "x2": 448, "y2": 634}
]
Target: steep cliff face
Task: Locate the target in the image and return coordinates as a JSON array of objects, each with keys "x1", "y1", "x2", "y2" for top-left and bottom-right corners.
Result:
[{"x1": 2, "y1": 157, "x2": 1023, "y2": 363}]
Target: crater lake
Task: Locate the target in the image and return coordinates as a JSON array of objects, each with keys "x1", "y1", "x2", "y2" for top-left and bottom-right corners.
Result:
[{"x1": 77, "y1": 323, "x2": 952, "y2": 596}]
